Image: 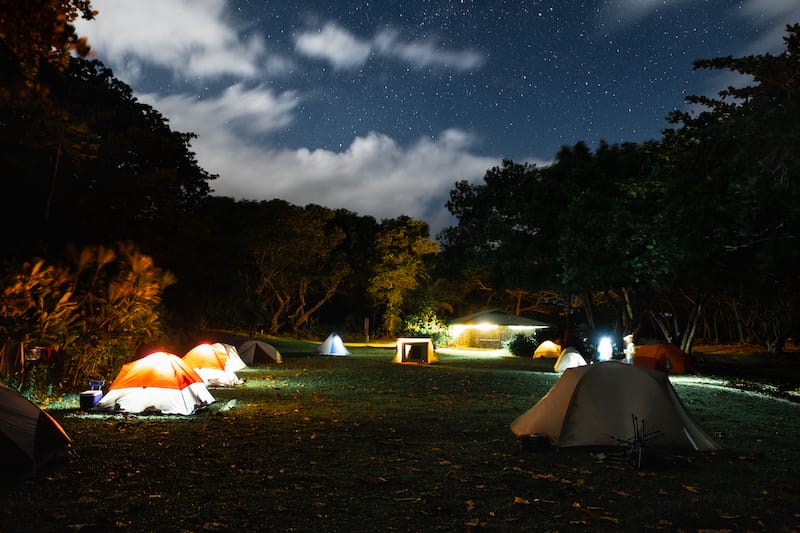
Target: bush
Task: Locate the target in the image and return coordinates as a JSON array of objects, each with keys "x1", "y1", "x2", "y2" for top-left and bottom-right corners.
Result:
[
  {"x1": 506, "y1": 333, "x2": 539, "y2": 357},
  {"x1": 400, "y1": 307, "x2": 451, "y2": 347},
  {"x1": 0, "y1": 243, "x2": 174, "y2": 392}
]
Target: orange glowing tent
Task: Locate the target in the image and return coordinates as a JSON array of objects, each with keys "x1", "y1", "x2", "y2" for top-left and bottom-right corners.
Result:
[
  {"x1": 95, "y1": 352, "x2": 215, "y2": 415},
  {"x1": 0, "y1": 383, "x2": 72, "y2": 477},
  {"x1": 533, "y1": 340, "x2": 561, "y2": 359},
  {"x1": 634, "y1": 344, "x2": 693, "y2": 374},
  {"x1": 183, "y1": 343, "x2": 246, "y2": 386}
]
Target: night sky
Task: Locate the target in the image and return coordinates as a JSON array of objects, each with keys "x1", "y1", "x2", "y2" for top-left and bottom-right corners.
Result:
[{"x1": 74, "y1": 1, "x2": 800, "y2": 234}]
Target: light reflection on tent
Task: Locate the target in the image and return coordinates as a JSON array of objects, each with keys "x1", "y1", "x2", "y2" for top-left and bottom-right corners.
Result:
[{"x1": 95, "y1": 352, "x2": 215, "y2": 415}]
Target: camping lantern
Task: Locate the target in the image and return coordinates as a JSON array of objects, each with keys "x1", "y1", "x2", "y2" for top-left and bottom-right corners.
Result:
[{"x1": 597, "y1": 336, "x2": 613, "y2": 361}]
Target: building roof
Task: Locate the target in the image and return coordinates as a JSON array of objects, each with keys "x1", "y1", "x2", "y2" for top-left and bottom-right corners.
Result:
[{"x1": 450, "y1": 308, "x2": 553, "y2": 328}]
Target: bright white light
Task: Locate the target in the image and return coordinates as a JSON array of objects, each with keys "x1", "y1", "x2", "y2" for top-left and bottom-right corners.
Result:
[{"x1": 597, "y1": 336, "x2": 613, "y2": 361}]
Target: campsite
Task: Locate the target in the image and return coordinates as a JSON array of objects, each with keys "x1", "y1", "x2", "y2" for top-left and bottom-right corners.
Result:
[{"x1": 1, "y1": 338, "x2": 798, "y2": 532}]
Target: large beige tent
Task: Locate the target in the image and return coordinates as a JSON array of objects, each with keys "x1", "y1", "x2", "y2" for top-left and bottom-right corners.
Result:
[{"x1": 511, "y1": 362, "x2": 719, "y2": 451}]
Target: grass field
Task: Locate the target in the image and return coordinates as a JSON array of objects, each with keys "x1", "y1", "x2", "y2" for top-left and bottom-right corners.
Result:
[{"x1": 2, "y1": 340, "x2": 799, "y2": 532}]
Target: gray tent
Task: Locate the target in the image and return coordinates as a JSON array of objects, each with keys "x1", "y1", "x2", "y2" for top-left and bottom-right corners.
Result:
[
  {"x1": 238, "y1": 340, "x2": 282, "y2": 364},
  {"x1": 511, "y1": 362, "x2": 720, "y2": 451}
]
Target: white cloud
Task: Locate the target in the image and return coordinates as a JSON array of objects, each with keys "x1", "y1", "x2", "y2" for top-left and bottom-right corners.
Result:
[
  {"x1": 294, "y1": 23, "x2": 373, "y2": 69},
  {"x1": 373, "y1": 28, "x2": 486, "y2": 70},
  {"x1": 598, "y1": 0, "x2": 695, "y2": 28},
  {"x1": 739, "y1": 0, "x2": 800, "y2": 54},
  {"x1": 214, "y1": 128, "x2": 498, "y2": 233},
  {"x1": 139, "y1": 84, "x2": 300, "y2": 137},
  {"x1": 294, "y1": 22, "x2": 486, "y2": 71},
  {"x1": 74, "y1": 0, "x2": 284, "y2": 81},
  {"x1": 74, "y1": 4, "x2": 499, "y2": 233},
  {"x1": 142, "y1": 85, "x2": 498, "y2": 232}
]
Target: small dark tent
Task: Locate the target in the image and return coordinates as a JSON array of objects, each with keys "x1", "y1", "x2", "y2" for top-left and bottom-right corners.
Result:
[
  {"x1": 238, "y1": 340, "x2": 282, "y2": 364},
  {"x1": 318, "y1": 332, "x2": 349, "y2": 356},
  {"x1": 0, "y1": 383, "x2": 72, "y2": 476}
]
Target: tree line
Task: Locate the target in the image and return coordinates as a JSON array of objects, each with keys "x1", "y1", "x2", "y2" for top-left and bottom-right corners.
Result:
[
  {"x1": 440, "y1": 24, "x2": 800, "y2": 354},
  {"x1": 1, "y1": 3, "x2": 798, "y2": 392}
]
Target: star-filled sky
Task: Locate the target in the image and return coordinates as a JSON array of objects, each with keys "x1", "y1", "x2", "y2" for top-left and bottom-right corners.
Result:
[{"x1": 74, "y1": 1, "x2": 800, "y2": 235}]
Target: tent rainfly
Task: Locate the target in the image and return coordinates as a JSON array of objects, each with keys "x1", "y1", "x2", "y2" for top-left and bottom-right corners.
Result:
[
  {"x1": 238, "y1": 340, "x2": 282, "y2": 364},
  {"x1": 393, "y1": 338, "x2": 437, "y2": 364},
  {"x1": 95, "y1": 352, "x2": 216, "y2": 415},
  {"x1": 318, "y1": 332, "x2": 349, "y2": 356},
  {"x1": 0, "y1": 383, "x2": 72, "y2": 477},
  {"x1": 183, "y1": 343, "x2": 246, "y2": 387},
  {"x1": 511, "y1": 362, "x2": 720, "y2": 451},
  {"x1": 553, "y1": 346, "x2": 586, "y2": 374},
  {"x1": 533, "y1": 340, "x2": 561, "y2": 359},
  {"x1": 634, "y1": 344, "x2": 693, "y2": 374}
]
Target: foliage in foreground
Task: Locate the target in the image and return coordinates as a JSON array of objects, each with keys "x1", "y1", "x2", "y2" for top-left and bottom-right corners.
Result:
[{"x1": 0, "y1": 243, "x2": 173, "y2": 392}]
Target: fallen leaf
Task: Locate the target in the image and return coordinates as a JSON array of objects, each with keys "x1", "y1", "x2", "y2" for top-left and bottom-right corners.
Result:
[
  {"x1": 683, "y1": 484, "x2": 701, "y2": 493},
  {"x1": 513, "y1": 496, "x2": 530, "y2": 505}
]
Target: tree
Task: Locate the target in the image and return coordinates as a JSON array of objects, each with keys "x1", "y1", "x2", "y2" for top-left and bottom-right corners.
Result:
[
  {"x1": 1, "y1": 58, "x2": 216, "y2": 262},
  {"x1": 243, "y1": 201, "x2": 350, "y2": 336},
  {"x1": 368, "y1": 216, "x2": 438, "y2": 335},
  {"x1": 664, "y1": 23, "x2": 800, "y2": 351},
  {"x1": 0, "y1": 0, "x2": 95, "y2": 92},
  {"x1": 0, "y1": 242, "x2": 174, "y2": 391}
]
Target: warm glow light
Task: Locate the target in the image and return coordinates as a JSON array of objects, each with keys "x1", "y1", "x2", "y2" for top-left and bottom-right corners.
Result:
[{"x1": 449, "y1": 323, "x2": 499, "y2": 333}]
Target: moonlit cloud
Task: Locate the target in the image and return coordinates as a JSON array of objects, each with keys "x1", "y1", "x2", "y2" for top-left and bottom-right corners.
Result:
[
  {"x1": 739, "y1": 0, "x2": 800, "y2": 54},
  {"x1": 294, "y1": 23, "x2": 373, "y2": 69},
  {"x1": 74, "y1": 3, "x2": 498, "y2": 234},
  {"x1": 294, "y1": 22, "x2": 487, "y2": 71},
  {"x1": 75, "y1": 0, "x2": 282, "y2": 81},
  {"x1": 373, "y1": 29, "x2": 486, "y2": 70},
  {"x1": 599, "y1": 0, "x2": 695, "y2": 28},
  {"x1": 72, "y1": 1, "x2": 797, "y2": 236},
  {"x1": 137, "y1": 86, "x2": 498, "y2": 232},
  {"x1": 139, "y1": 85, "x2": 300, "y2": 136}
]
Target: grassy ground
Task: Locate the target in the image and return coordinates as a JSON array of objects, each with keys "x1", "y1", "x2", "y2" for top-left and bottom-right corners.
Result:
[{"x1": 2, "y1": 340, "x2": 799, "y2": 532}]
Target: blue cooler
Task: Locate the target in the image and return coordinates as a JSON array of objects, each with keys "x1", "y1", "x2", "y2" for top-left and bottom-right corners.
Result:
[
  {"x1": 79, "y1": 379, "x2": 105, "y2": 410},
  {"x1": 79, "y1": 390, "x2": 102, "y2": 409}
]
